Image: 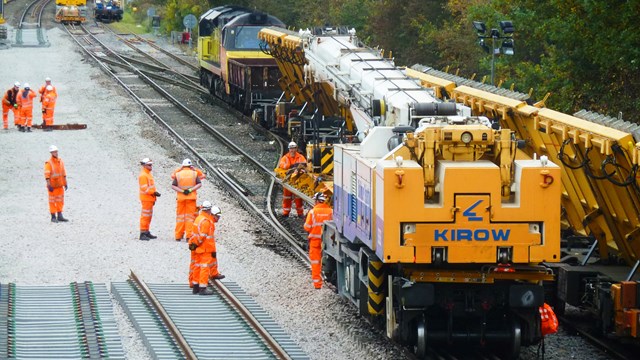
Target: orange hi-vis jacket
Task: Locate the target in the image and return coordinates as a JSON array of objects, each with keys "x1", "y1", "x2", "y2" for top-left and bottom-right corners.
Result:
[
  {"x1": 189, "y1": 212, "x2": 216, "y2": 253},
  {"x1": 17, "y1": 89, "x2": 36, "y2": 109},
  {"x1": 171, "y1": 166, "x2": 205, "y2": 181},
  {"x1": 39, "y1": 84, "x2": 57, "y2": 102},
  {"x1": 139, "y1": 168, "x2": 157, "y2": 201},
  {"x1": 175, "y1": 168, "x2": 198, "y2": 200},
  {"x1": 304, "y1": 202, "x2": 333, "y2": 241},
  {"x1": 3, "y1": 88, "x2": 19, "y2": 107},
  {"x1": 278, "y1": 152, "x2": 306, "y2": 171},
  {"x1": 44, "y1": 156, "x2": 67, "y2": 188}
]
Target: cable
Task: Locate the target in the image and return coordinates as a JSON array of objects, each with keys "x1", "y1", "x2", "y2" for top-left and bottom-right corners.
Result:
[{"x1": 557, "y1": 139, "x2": 586, "y2": 170}]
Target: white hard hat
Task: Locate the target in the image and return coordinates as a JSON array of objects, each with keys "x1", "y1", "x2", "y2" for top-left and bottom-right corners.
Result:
[
  {"x1": 46, "y1": 85, "x2": 53, "y2": 91},
  {"x1": 24, "y1": 83, "x2": 30, "y2": 89},
  {"x1": 140, "y1": 157, "x2": 153, "y2": 165},
  {"x1": 211, "y1": 206, "x2": 221, "y2": 216},
  {"x1": 313, "y1": 192, "x2": 327, "y2": 202},
  {"x1": 182, "y1": 158, "x2": 192, "y2": 167},
  {"x1": 201, "y1": 201, "x2": 212, "y2": 210},
  {"x1": 49, "y1": 145, "x2": 58, "y2": 152},
  {"x1": 14, "y1": 81, "x2": 20, "y2": 87},
  {"x1": 288, "y1": 141, "x2": 298, "y2": 149},
  {"x1": 45, "y1": 77, "x2": 51, "y2": 82}
]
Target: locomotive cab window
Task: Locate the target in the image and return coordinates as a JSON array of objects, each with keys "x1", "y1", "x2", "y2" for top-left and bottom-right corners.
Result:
[{"x1": 224, "y1": 26, "x2": 263, "y2": 50}]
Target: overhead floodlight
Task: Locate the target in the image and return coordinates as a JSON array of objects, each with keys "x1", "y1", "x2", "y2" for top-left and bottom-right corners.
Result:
[
  {"x1": 501, "y1": 39, "x2": 514, "y2": 55},
  {"x1": 473, "y1": 21, "x2": 486, "y2": 34},
  {"x1": 500, "y1": 20, "x2": 514, "y2": 34}
]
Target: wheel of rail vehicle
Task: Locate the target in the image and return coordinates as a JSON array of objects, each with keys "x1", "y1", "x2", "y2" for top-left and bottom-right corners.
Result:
[
  {"x1": 504, "y1": 317, "x2": 522, "y2": 360},
  {"x1": 414, "y1": 315, "x2": 427, "y2": 358}
]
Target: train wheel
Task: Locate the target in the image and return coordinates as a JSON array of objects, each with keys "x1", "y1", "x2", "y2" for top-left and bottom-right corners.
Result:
[
  {"x1": 503, "y1": 318, "x2": 522, "y2": 360},
  {"x1": 414, "y1": 315, "x2": 427, "y2": 358}
]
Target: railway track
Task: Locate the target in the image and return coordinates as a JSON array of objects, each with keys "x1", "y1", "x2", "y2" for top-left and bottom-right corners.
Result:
[
  {"x1": 15, "y1": 0, "x2": 51, "y2": 46},
  {"x1": 112, "y1": 272, "x2": 307, "y2": 359},
  {"x1": 0, "y1": 282, "x2": 125, "y2": 359}
]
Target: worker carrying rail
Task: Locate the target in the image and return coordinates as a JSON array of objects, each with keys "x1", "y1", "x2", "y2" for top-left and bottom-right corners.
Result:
[
  {"x1": 304, "y1": 192, "x2": 333, "y2": 289},
  {"x1": 44, "y1": 145, "x2": 69, "y2": 223},
  {"x1": 171, "y1": 159, "x2": 203, "y2": 242},
  {"x1": 138, "y1": 158, "x2": 160, "y2": 241},
  {"x1": 275, "y1": 141, "x2": 307, "y2": 217},
  {"x1": 2, "y1": 82, "x2": 20, "y2": 130},
  {"x1": 188, "y1": 201, "x2": 225, "y2": 295}
]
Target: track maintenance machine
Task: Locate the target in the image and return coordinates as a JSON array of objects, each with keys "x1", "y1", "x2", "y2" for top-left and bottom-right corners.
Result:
[
  {"x1": 260, "y1": 26, "x2": 561, "y2": 358},
  {"x1": 408, "y1": 64, "x2": 640, "y2": 340}
]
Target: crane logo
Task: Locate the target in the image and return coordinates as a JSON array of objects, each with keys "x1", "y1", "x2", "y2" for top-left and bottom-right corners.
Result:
[
  {"x1": 463, "y1": 200, "x2": 483, "y2": 222},
  {"x1": 433, "y1": 197, "x2": 511, "y2": 241}
]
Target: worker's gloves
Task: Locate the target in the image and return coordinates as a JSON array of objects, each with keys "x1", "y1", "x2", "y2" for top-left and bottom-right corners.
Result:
[
  {"x1": 154, "y1": 191, "x2": 161, "y2": 197},
  {"x1": 13, "y1": 104, "x2": 17, "y2": 108},
  {"x1": 42, "y1": 109, "x2": 46, "y2": 114},
  {"x1": 211, "y1": 252, "x2": 216, "y2": 258},
  {"x1": 188, "y1": 243, "x2": 197, "y2": 251},
  {"x1": 64, "y1": 185, "x2": 68, "y2": 191},
  {"x1": 183, "y1": 189, "x2": 192, "y2": 195},
  {"x1": 47, "y1": 185, "x2": 54, "y2": 192}
]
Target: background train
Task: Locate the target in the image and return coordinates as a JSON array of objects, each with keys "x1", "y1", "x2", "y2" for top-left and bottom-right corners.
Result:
[
  {"x1": 55, "y1": 0, "x2": 87, "y2": 24},
  {"x1": 196, "y1": 5, "x2": 284, "y2": 124},
  {"x1": 94, "y1": 0, "x2": 123, "y2": 23}
]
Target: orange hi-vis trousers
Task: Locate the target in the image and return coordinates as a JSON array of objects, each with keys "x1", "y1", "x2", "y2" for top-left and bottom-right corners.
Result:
[
  {"x1": 189, "y1": 249, "x2": 197, "y2": 287},
  {"x1": 140, "y1": 200, "x2": 154, "y2": 231},
  {"x1": 43, "y1": 107, "x2": 55, "y2": 126},
  {"x1": 193, "y1": 252, "x2": 219, "y2": 287},
  {"x1": 2, "y1": 104, "x2": 16, "y2": 129},
  {"x1": 309, "y1": 239, "x2": 322, "y2": 288},
  {"x1": 175, "y1": 199, "x2": 197, "y2": 240},
  {"x1": 19, "y1": 107, "x2": 33, "y2": 127},
  {"x1": 48, "y1": 187, "x2": 65, "y2": 214},
  {"x1": 282, "y1": 188, "x2": 303, "y2": 216}
]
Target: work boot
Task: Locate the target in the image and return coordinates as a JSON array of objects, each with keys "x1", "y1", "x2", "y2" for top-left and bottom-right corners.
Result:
[
  {"x1": 145, "y1": 231, "x2": 157, "y2": 239},
  {"x1": 199, "y1": 286, "x2": 214, "y2": 295},
  {"x1": 51, "y1": 214, "x2": 58, "y2": 223},
  {"x1": 43, "y1": 126, "x2": 52, "y2": 132},
  {"x1": 57, "y1": 212, "x2": 68, "y2": 222},
  {"x1": 26, "y1": 127, "x2": 32, "y2": 132},
  {"x1": 192, "y1": 285, "x2": 199, "y2": 295},
  {"x1": 18, "y1": 126, "x2": 24, "y2": 132},
  {"x1": 139, "y1": 232, "x2": 151, "y2": 241},
  {"x1": 210, "y1": 274, "x2": 226, "y2": 280}
]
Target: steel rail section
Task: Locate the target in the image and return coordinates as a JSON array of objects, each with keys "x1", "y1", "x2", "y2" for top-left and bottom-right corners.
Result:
[
  {"x1": 133, "y1": 33, "x2": 199, "y2": 71},
  {"x1": 210, "y1": 280, "x2": 293, "y2": 360},
  {"x1": 129, "y1": 272, "x2": 197, "y2": 360}
]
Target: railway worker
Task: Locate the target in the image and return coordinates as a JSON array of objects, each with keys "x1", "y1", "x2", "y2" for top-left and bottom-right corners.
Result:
[
  {"x1": 304, "y1": 192, "x2": 333, "y2": 289},
  {"x1": 41, "y1": 85, "x2": 57, "y2": 131},
  {"x1": 188, "y1": 201, "x2": 225, "y2": 295},
  {"x1": 16, "y1": 83, "x2": 36, "y2": 132},
  {"x1": 170, "y1": 158, "x2": 206, "y2": 182},
  {"x1": 139, "y1": 158, "x2": 161, "y2": 241},
  {"x1": 44, "y1": 145, "x2": 69, "y2": 223},
  {"x1": 276, "y1": 141, "x2": 307, "y2": 217},
  {"x1": 38, "y1": 77, "x2": 57, "y2": 103},
  {"x1": 2, "y1": 82, "x2": 20, "y2": 130},
  {"x1": 171, "y1": 159, "x2": 202, "y2": 241}
]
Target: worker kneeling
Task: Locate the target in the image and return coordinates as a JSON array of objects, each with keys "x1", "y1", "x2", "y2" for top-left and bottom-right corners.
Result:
[{"x1": 188, "y1": 201, "x2": 225, "y2": 295}]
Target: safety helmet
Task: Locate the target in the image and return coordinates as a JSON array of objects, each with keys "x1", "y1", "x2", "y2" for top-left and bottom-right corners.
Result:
[
  {"x1": 201, "y1": 201, "x2": 212, "y2": 210},
  {"x1": 46, "y1": 85, "x2": 53, "y2": 91},
  {"x1": 182, "y1": 158, "x2": 192, "y2": 167},
  {"x1": 49, "y1": 145, "x2": 58, "y2": 152},
  {"x1": 45, "y1": 77, "x2": 51, "y2": 82},
  {"x1": 140, "y1": 157, "x2": 153, "y2": 165},
  {"x1": 24, "y1": 83, "x2": 30, "y2": 89},
  {"x1": 211, "y1": 206, "x2": 221, "y2": 216},
  {"x1": 288, "y1": 141, "x2": 297, "y2": 149},
  {"x1": 14, "y1": 81, "x2": 20, "y2": 87},
  {"x1": 313, "y1": 192, "x2": 327, "y2": 202}
]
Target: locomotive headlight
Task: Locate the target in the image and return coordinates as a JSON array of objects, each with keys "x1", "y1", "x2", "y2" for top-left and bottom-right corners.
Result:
[{"x1": 460, "y1": 131, "x2": 473, "y2": 144}]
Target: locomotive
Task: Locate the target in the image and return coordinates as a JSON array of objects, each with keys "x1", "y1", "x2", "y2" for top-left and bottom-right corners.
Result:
[
  {"x1": 197, "y1": 6, "x2": 285, "y2": 122},
  {"x1": 55, "y1": 0, "x2": 87, "y2": 24},
  {"x1": 94, "y1": 0, "x2": 123, "y2": 23},
  {"x1": 260, "y1": 26, "x2": 561, "y2": 358}
]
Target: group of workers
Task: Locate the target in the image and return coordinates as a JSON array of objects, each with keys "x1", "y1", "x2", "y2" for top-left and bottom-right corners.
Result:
[
  {"x1": 277, "y1": 141, "x2": 334, "y2": 289},
  {"x1": 41, "y1": 139, "x2": 331, "y2": 294},
  {"x1": 137, "y1": 157, "x2": 226, "y2": 295},
  {"x1": 2, "y1": 78, "x2": 58, "y2": 132}
]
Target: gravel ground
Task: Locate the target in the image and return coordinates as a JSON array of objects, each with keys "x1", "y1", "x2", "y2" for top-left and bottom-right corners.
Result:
[{"x1": 0, "y1": 7, "x2": 617, "y2": 360}]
